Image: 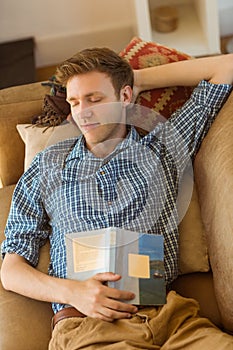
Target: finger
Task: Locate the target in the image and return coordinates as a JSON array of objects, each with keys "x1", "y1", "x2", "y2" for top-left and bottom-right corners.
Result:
[
  {"x1": 93, "y1": 272, "x2": 121, "y2": 283},
  {"x1": 94, "y1": 312, "x2": 114, "y2": 322},
  {"x1": 103, "y1": 297, "x2": 138, "y2": 314},
  {"x1": 104, "y1": 284, "x2": 136, "y2": 302},
  {"x1": 96, "y1": 306, "x2": 133, "y2": 321}
]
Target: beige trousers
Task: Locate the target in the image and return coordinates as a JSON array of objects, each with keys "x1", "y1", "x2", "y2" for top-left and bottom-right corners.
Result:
[{"x1": 49, "y1": 291, "x2": 233, "y2": 350}]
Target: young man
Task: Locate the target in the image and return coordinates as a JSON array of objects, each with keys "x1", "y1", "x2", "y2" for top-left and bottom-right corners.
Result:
[{"x1": 1, "y1": 48, "x2": 233, "y2": 349}]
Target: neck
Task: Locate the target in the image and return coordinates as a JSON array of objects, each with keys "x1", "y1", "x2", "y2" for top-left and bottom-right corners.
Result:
[
  {"x1": 88, "y1": 137, "x2": 125, "y2": 158},
  {"x1": 85, "y1": 123, "x2": 128, "y2": 158}
]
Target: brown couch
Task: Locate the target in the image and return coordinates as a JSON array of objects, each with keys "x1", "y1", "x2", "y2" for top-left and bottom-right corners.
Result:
[{"x1": 0, "y1": 81, "x2": 232, "y2": 349}]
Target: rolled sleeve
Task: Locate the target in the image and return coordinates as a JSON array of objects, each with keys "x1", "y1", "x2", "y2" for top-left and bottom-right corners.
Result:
[
  {"x1": 169, "y1": 80, "x2": 232, "y2": 159},
  {"x1": 1, "y1": 153, "x2": 50, "y2": 266}
]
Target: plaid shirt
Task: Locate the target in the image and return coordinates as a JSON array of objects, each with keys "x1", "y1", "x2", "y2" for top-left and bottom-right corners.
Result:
[{"x1": 2, "y1": 81, "x2": 232, "y2": 313}]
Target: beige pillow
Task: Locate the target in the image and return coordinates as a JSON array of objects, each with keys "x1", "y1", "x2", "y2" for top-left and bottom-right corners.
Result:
[{"x1": 16, "y1": 123, "x2": 81, "y2": 171}]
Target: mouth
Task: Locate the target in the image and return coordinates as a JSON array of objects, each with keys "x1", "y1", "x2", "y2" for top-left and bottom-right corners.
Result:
[{"x1": 81, "y1": 123, "x2": 100, "y2": 132}]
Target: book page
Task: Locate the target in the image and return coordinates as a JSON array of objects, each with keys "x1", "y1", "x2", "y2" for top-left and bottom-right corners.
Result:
[
  {"x1": 72, "y1": 234, "x2": 106, "y2": 273},
  {"x1": 128, "y1": 253, "x2": 150, "y2": 278}
]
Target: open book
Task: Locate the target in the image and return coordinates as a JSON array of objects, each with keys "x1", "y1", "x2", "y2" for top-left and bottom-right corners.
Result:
[{"x1": 66, "y1": 227, "x2": 166, "y2": 305}]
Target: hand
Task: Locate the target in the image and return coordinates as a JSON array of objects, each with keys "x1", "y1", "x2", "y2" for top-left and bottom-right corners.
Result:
[
  {"x1": 131, "y1": 70, "x2": 142, "y2": 104},
  {"x1": 67, "y1": 272, "x2": 138, "y2": 322}
]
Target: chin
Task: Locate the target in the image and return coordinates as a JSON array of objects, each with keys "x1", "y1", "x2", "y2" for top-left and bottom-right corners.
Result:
[{"x1": 83, "y1": 130, "x2": 99, "y2": 142}]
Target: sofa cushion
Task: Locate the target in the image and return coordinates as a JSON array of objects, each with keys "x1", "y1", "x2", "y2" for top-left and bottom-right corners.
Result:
[
  {"x1": 0, "y1": 82, "x2": 50, "y2": 186},
  {"x1": 0, "y1": 283, "x2": 53, "y2": 350},
  {"x1": 0, "y1": 185, "x2": 16, "y2": 257},
  {"x1": 0, "y1": 185, "x2": 53, "y2": 350},
  {"x1": 178, "y1": 183, "x2": 209, "y2": 274},
  {"x1": 0, "y1": 185, "x2": 50, "y2": 274},
  {"x1": 0, "y1": 81, "x2": 49, "y2": 105},
  {"x1": 172, "y1": 272, "x2": 222, "y2": 328}
]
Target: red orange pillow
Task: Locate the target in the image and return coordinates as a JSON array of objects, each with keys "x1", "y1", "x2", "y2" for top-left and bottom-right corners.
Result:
[{"x1": 119, "y1": 37, "x2": 194, "y2": 119}]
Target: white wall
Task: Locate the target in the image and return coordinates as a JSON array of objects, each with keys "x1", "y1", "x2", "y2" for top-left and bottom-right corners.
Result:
[
  {"x1": 217, "y1": 0, "x2": 233, "y2": 36},
  {"x1": 2, "y1": 0, "x2": 232, "y2": 68},
  {"x1": 0, "y1": 0, "x2": 136, "y2": 67}
]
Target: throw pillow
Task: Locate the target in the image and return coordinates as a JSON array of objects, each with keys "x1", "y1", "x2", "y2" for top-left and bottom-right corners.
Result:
[
  {"x1": 17, "y1": 123, "x2": 81, "y2": 171},
  {"x1": 120, "y1": 37, "x2": 194, "y2": 119}
]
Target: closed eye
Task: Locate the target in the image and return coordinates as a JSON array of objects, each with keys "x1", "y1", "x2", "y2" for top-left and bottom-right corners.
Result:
[
  {"x1": 89, "y1": 97, "x2": 102, "y2": 103},
  {"x1": 70, "y1": 101, "x2": 79, "y2": 107},
  {"x1": 67, "y1": 94, "x2": 105, "y2": 107}
]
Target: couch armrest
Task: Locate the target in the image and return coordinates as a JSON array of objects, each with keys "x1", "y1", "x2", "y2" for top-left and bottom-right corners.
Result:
[
  {"x1": 195, "y1": 90, "x2": 233, "y2": 332},
  {"x1": 0, "y1": 284, "x2": 53, "y2": 350}
]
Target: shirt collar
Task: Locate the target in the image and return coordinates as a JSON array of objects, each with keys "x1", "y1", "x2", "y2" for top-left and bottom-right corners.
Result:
[{"x1": 64, "y1": 126, "x2": 141, "y2": 166}]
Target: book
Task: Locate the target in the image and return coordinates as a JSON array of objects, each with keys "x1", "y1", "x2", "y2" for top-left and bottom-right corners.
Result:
[{"x1": 65, "y1": 227, "x2": 166, "y2": 305}]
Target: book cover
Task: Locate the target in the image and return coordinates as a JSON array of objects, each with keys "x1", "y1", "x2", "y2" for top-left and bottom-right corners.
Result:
[{"x1": 65, "y1": 227, "x2": 166, "y2": 305}]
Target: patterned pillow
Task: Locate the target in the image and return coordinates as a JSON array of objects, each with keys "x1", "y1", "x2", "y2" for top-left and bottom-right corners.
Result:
[{"x1": 119, "y1": 37, "x2": 194, "y2": 120}]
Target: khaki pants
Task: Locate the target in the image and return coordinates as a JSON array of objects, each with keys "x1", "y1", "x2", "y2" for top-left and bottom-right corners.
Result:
[{"x1": 49, "y1": 291, "x2": 233, "y2": 350}]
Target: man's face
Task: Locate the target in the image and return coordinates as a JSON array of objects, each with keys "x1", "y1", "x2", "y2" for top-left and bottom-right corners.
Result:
[{"x1": 66, "y1": 71, "x2": 132, "y2": 152}]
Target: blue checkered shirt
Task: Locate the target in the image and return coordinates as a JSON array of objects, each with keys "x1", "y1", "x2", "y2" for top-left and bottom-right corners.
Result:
[{"x1": 2, "y1": 81, "x2": 232, "y2": 313}]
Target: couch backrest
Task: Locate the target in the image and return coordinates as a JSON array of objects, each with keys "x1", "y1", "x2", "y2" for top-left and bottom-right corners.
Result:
[{"x1": 0, "y1": 82, "x2": 50, "y2": 187}]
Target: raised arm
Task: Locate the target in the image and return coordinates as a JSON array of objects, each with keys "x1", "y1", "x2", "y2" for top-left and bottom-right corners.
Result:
[{"x1": 134, "y1": 53, "x2": 233, "y2": 95}]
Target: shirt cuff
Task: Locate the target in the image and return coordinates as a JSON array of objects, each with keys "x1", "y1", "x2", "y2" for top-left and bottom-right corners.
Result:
[{"x1": 193, "y1": 80, "x2": 232, "y2": 108}]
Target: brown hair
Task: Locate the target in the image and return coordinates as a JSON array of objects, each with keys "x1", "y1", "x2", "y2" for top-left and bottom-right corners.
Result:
[{"x1": 55, "y1": 47, "x2": 133, "y2": 98}]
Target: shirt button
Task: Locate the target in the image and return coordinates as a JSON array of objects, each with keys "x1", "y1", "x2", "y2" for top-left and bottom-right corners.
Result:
[
  {"x1": 107, "y1": 201, "x2": 112, "y2": 206},
  {"x1": 100, "y1": 171, "x2": 105, "y2": 175}
]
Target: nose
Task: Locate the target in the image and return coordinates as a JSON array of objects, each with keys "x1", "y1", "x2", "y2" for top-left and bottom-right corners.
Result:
[
  {"x1": 70, "y1": 100, "x2": 91, "y2": 120},
  {"x1": 79, "y1": 107, "x2": 93, "y2": 120}
]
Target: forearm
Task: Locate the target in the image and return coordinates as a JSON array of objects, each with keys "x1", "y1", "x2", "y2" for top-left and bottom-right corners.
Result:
[
  {"x1": 134, "y1": 53, "x2": 233, "y2": 92},
  {"x1": 1, "y1": 253, "x2": 137, "y2": 321},
  {"x1": 1, "y1": 253, "x2": 72, "y2": 305}
]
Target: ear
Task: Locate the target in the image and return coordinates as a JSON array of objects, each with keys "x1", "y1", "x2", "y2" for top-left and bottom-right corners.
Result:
[{"x1": 120, "y1": 85, "x2": 133, "y2": 105}]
